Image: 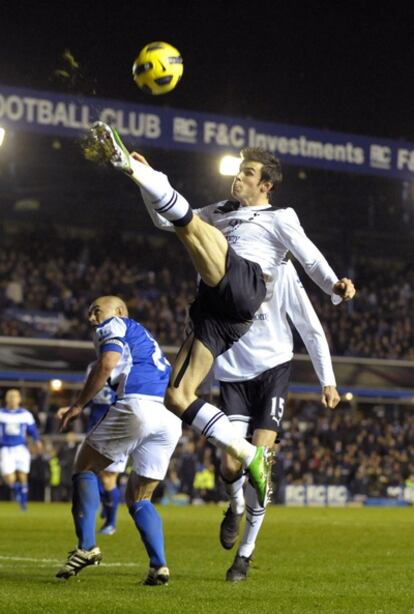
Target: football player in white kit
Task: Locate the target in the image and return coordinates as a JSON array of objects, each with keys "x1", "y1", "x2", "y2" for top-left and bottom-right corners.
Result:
[
  {"x1": 84, "y1": 362, "x2": 127, "y2": 536},
  {"x1": 0, "y1": 388, "x2": 43, "y2": 510},
  {"x1": 216, "y1": 258, "x2": 340, "y2": 581},
  {"x1": 85, "y1": 123, "x2": 355, "y2": 510},
  {"x1": 56, "y1": 296, "x2": 182, "y2": 586}
]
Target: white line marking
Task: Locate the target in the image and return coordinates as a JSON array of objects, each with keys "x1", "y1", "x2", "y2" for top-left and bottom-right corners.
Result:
[{"x1": 0, "y1": 555, "x2": 139, "y2": 567}]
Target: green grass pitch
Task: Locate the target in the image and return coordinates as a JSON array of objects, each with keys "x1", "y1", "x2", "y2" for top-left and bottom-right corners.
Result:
[{"x1": 0, "y1": 502, "x2": 413, "y2": 613}]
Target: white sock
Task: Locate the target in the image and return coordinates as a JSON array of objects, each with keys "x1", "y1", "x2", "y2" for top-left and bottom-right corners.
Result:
[
  {"x1": 129, "y1": 157, "x2": 191, "y2": 223},
  {"x1": 238, "y1": 481, "x2": 266, "y2": 558},
  {"x1": 223, "y1": 474, "x2": 246, "y2": 515},
  {"x1": 191, "y1": 402, "x2": 257, "y2": 466}
]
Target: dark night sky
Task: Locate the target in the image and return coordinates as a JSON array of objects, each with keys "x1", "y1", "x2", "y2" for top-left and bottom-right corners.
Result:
[{"x1": 1, "y1": 1, "x2": 413, "y2": 142}]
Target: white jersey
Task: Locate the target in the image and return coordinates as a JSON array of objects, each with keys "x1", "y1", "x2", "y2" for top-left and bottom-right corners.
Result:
[
  {"x1": 197, "y1": 201, "x2": 339, "y2": 300},
  {"x1": 214, "y1": 260, "x2": 336, "y2": 387},
  {"x1": 141, "y1": 190, "x2": 340, "y2": 303}
]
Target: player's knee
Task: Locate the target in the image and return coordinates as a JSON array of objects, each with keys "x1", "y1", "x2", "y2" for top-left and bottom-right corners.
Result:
[
  {"x1": 100, "y1": 472, "x2": 117, "y2": 490},
  {"x1": 126, "y1": 485, "x2": 156, "y2": 509},
  {"x1": 221, "y1": 454, "x2": 242, "y2": 480},
  {"x1": 164, "y1": 386, "x2": 191, "y2": 416}
]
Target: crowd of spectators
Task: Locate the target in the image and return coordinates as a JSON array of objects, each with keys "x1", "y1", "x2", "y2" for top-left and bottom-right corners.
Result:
[
  {"x1": 0, "y1": 232, "x2": 196, "y2": 346},
  {"x1": 280, "y1": 401, "x2": 414, "y2": 499},
  {"x1": 3, "y1": 400, "x2": 412, "y2": 505},
  {"x1": 1, "y1": 231, "x2": 413, "y2": 359}
]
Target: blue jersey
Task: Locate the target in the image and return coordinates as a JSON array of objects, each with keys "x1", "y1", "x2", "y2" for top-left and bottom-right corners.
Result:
[
  {"x1": 93, "y1": 317, "x2": 171, "y2": 399},
  {"x1": 0, "y1": 408, "x2": 40, "y2": 447},
  {"x1": 84, "y1": 361, "x2": 116, "y2": 431}
]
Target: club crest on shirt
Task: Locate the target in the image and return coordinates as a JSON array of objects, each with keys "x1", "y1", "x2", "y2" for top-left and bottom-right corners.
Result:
[{"x1": 228, "y1": 219, "x2": 242, "y2": 231}]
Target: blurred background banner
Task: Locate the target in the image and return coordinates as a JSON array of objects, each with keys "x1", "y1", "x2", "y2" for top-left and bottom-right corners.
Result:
[
  {"x1": 0, "y1": 337, "x2": 94, "y2": 381},
  {"x1": 291, "y1": 354, "x2": 414, "y2": 395},
  {"x1": 1, "y1": 84, "x2": 414, "y2": 180},
  {"x1": 4, "y1": 307, "x2": 69, "y2": 336}
]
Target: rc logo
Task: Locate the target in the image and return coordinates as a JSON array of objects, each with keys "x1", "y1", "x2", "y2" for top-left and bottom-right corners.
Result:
[{"x1": 369, "y1": 144, "x2": 391, "y2": 170}]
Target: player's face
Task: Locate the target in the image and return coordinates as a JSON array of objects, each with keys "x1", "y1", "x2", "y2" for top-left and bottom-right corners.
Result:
[
  {"x1": 231, "y1": 161, "x2": 271, "y2": 205},
  {"x1": 88, "y1": 301, "x2": 116, "y2": 327},
  {"x1": 5, "y1": 389, "x2": 21, "y2": 410}
]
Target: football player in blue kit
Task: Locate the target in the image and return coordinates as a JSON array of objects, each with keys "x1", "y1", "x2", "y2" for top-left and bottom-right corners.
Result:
[
  {"x1": 0, "y1": 388, "x2": 43, "y2": 510},
  {"x1": 56, "y1": 296, "x2": 181, "y2": 585}
]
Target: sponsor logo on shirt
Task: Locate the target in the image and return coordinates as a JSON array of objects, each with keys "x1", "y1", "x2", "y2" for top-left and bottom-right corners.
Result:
[{"x1": 254, "y1": 313, "x2": 269, "y2": 321}]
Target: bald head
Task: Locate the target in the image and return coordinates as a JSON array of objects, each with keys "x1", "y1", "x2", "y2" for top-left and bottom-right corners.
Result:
[
  {"x1": 95, "y1": 296, "x2": 128, "y2": 315},
  {"x1": 88, "y1": 295, "x2": 129, "y2": 327}
]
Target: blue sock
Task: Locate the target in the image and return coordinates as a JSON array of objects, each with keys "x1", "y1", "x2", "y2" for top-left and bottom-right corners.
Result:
[
  {"x1": 98, "y1": 478, "x2": 107, "y2": 520},
  {"x1": 72, "y1": 472, "x2": 100, "y2": 550},
  {"x1": 12, "y1": 482, "x2": 21, "y2": 502},
  {"x1": 103, "y1": 487, "x2": 121, "y2": 528},
  {"x1": 19, "y1": 484, "x2": 28, "y2": 510},
  {"x1": 129, "y1": 500, "x2": 166, "y2": 567}
]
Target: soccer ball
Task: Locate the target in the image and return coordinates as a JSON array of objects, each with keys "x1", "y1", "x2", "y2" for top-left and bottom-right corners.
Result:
[{"x1": 132, "y1": 41, "x2": 183, "y2": 95}]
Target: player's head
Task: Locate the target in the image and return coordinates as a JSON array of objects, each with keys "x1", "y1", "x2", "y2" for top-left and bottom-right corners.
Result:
[
  {"x1": 231, "y1": 147, "x2": 282, "y2": 204},
  {"x1": 241, "y1": 148, "x2": 283, "y2": 189},
  {"x1": 88, "y1": 296, "x2": 129, "y2": 327},
  {"x1": 5, "y1": 388, "x2": 21, "y2": 410}
]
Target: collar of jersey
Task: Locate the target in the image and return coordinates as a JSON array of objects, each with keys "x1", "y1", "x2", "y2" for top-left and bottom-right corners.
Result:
[
  {"x1": 216, "y1": 200, "x2": 276, "y2": 213},
  {"x1": 238, "y1": 203, "x2": 273, "y2": 211}
]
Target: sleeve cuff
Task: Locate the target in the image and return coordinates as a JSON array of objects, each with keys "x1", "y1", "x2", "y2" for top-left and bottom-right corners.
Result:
[{"x1": 101, "y1": 343, "x2": 123, "y2": 354}]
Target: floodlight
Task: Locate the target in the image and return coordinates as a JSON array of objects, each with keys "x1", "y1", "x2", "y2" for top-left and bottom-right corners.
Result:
[
  {"x1": 49, "y1": 379, "x2": 63, "y2": 392},
  {"x1": 219, "y1": 155, "x2": 241, "y2": 176}
]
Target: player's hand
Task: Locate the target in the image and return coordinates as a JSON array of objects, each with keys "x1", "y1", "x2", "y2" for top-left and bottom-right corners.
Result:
[
  {"x1": 58, "y1": 405, "x2": 82, "y2": 432},
  {"x1": 321, "y1": 386, "x2": 340, "y2": 409},
  {"x1": 131, "y1": 151, "x2": 150, "y2": 166},
  {"x1": 333, "y1": 278, "x2": 356, "y2": 301}
]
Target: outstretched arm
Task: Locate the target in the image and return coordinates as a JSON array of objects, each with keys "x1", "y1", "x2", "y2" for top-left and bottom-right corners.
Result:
[
  {"x1": 283, "y1": 261, "x2": 340, "y2": 409},
  {"x1": 275, "y1": 209, "x2": 355, "y2": 302}
]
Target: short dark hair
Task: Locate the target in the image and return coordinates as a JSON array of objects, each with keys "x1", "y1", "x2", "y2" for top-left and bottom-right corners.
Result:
[{"x1": 240, "y1": 147, "x2": 283, "y2": 191}]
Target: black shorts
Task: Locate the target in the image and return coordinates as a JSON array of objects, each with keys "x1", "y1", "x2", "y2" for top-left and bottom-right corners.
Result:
[
  {"x1": 189, "y1": 246, "x2": 266, "y2": 358},
  {"x1": 219, "y1": 361, "x2": 291, "y2": 434}
]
